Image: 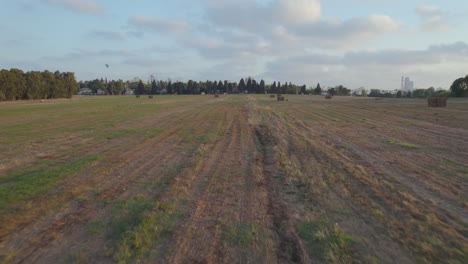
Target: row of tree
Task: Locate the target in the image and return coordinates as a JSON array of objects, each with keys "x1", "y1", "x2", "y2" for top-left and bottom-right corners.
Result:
[
  {"x1": 2, "y1": 68, "x2": 466, "y2": 100},
  {"x1": 0, "y1": 69, "x2": 78, "y2": 100},
  {"x1": 79, "y1": 78, "x2": 308, "y2": 96}
]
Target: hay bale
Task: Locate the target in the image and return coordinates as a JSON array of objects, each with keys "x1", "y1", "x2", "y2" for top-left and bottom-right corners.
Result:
[
  {"x1": 325, "y1": 95, "x2": 332, "y2": 99},
  {"x1": 428, "y1": 95, "x2": 447, "y2": 107},
  {"x1": 214, "y1": 94, "x2": 219, "y2": 98},
  {"x1": 136, "y1": 95, "x2": 140, "y2": 98},
  {"x1": 277, "y1": 96, "x2": 285, "y2": 101},
  {"x1": 270, "y1": 94, "x2": 275, "y2": 98},
  {"x1": 148, "y1": 95, "x2": 154, "y2": 99}
]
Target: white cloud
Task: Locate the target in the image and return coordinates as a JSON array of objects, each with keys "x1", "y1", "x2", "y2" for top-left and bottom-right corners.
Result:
[
  {"x1": 274, "y1": 0, "x2": 321, "y2": 25},
  {"x1": 415, "y1": 5, "x2": 450, "y2": 32},
  {"x1": 129, "y1": 15, "x2": 189, "y2": 34},
  {"x1": 201, "y1": 0, "x2": 399, "y2": 49},
  {"x1": 421, "y1": 16, "x2": 450, "y2": 32},
  {"x1": 290, "y1": 15, "x2": 399, "y2": 48},
  {"x1": 415, "y1": 5, "x2": 441, "y2": 17},
  {"x1": 87, "y1": 30, "x2": 125, "y2": 41},
  {"x1": 42, "y1": 0, "x2": 104, "y2": 15}
]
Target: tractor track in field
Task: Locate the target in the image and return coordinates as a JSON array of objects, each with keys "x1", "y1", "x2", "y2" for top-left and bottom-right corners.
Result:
[{"x1": 168, "y1": 103, "x2": 308, "y2": 263}]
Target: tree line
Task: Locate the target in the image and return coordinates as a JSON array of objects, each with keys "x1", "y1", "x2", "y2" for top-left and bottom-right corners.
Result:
[
  {"x1": 0, "y1": 69, "x2": 78, "y2": 101},
  {"x1": 78, "y1": 77, "x2": 308, "y2": 96},
  {"x1": 2, "y1": 68, "x2": 466, "y2": 101}
]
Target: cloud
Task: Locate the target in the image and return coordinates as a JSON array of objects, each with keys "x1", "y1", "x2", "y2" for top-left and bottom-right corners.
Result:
[
  {"x1": 203, "y1": 0, "x2": 321, "y2": 31},
  {"x1": 129, "y1": 15, "x2": 189, "y2": 34},
  {"x1": 44, "y1": 48, "x2": 136, "y2": 61},
  {"x1": 415, "y1": 5, "x2": 441, "y2": 17},
  {"x1": 201, "y1": 0, "x2": 399, "y2": 49},
  {"x1": 290, "y1": 14, "x2": 399, "y2": 48},
  {"x1": 41, "y1": 0, "x2": 104, "y2": 15},
  {"x1": 87, "y1": 30, "x2": 125, "y2": 41},
  {"x1": 415, "y1": 5, "x2": 450, "y2": 32},
  {"x1": 123, "y1": 57, "x2": 170, "y2": 67},
  {"x1": 262, "y1": 41, "x2": 468, "y2": 88},
  {"x1": 421, "y1": 16, "x2": 450, "y2": 32},
  {"x1": 343, "y1": 50, "x2": 439, "y2": 65},
  {"x1": 273, "y1": 0, "x2": 321, "y2": 25}
]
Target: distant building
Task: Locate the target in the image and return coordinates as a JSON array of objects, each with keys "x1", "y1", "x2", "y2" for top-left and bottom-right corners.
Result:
[
  {"x1": 125, "y1": 86, "x2": 134, "y2": 95},
  {"x1": 401, "y1": 76, "x2": 414, "y2": 91},
  {"x1": 78, "y1": 87, "x2": 93, "y2": 95},
  {"x1": 130, "y1": 77, "x2": 147, "y2": 85}
]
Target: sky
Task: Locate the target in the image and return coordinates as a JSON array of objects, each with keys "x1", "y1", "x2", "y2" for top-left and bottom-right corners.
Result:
[{"x1": 0, "y1": 0, "x2": 467, "y2": 90}]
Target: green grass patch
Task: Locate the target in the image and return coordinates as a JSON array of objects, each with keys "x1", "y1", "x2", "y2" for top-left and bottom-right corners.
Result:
[
  {"x1": 87, "y1": 220, "x2": 106, "y2": 235},
  {"x1": 0, "y1": 154, "x2": 101, "y2": 212},
  {"x1": 108, "y1": 196, "x2": 155, "y2": 242},
  {"x1": 108, "y1": 196, "x2": 184, "y2": 263},
  {"x1": 223, "y1": 222, "x2": 258, "y2": 247},
  {"x1": 296, "y1": 219, "x2": 355, "y2": 262},
  {"x1": 386, "y1": 139, "x2": 420, "y2": 149}
]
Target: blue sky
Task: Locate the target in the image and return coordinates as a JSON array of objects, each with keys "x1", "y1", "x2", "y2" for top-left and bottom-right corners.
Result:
[{"x1": 1, "y1": 0, "x2": 467, "y2": 90}]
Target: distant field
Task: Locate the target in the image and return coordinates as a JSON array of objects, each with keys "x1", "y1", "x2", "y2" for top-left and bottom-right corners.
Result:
[{"x1": 0, "y1": 95, "x2": 467, "y2": 263}]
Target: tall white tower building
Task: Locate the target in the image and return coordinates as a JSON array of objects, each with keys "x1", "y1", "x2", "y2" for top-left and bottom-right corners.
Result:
[{"x1": 401, "y1": 76, "x2": 414, "y2": 91}]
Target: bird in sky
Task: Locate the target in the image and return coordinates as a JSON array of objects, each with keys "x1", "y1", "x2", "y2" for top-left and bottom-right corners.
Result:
[{"x1": 105, "y1": 64, "x2": 109, "y2": 68}]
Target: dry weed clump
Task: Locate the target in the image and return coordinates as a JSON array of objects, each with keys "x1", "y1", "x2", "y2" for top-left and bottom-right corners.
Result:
[
  {"x1": 135, "y1": 95, "x2": 140, "y2": 98},
  {"x1": 325, "y1": 95, "x2": 332, "y2": 99},
  {"x1": 148, "y1": 95, "x2": 154, "y2": 99},
  {"x1": 277, "y1": 96, "x2": 285, "y2": 101},
  {"x1": 270, "y1": 95, "x2": 276, "y2": 98},
  {"x1": 214, "y1": 94, "x2": 219, "y2": 98}
]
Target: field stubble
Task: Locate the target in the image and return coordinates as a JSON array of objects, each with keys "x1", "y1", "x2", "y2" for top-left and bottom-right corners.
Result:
[{"x1": 0, "y1": 95, "x2": 466, "y2": 263}]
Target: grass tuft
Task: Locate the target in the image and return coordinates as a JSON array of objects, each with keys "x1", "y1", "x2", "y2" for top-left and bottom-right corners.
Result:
[
  {"x1": 386, "y1": 139, "x2": 420, "y2": 149},
  {"x1": 297, "y1": 219, "x2": 355, "y2": 263}
]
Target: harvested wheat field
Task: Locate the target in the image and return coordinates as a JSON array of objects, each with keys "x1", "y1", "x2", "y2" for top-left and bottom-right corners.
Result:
[{"x1": 0, "y1": 95, "x2": 467, "y2": 264}]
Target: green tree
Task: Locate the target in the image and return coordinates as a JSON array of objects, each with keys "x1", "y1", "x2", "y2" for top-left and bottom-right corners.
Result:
[
  {"x1": 238, "y1": 78, "x2": 246, "y2": 92},
  {"x1": 271, "y1": 81, "x2": 277, "y2": 94},
  {"x1": 260, "y1": 79, "x2": 266, "y2": 94},
  {"x1": 217, "y1": 80, "x2": 224, "y2": 93},
  {"x1": 314, "y1": 83, "x2": 322, "y2": 95},
  {"x1": 136, "y1": 80, "x2": 145, "y2": 95},
  {"x1": 151, "y1": 80, "x2": 158, "y2": 94},
  {"x1": 300, "y1": 85, "x2": 306, "y2": 94},
  {"x1": 450, "y1": 75, "x2": 468, "y2": 97},
  {"x1": 396, "y1": 90, "x2": 402, "y2": 98},
  {"x1": 88, "y1": 79, "x2": 105, "y2": 95},
  {"x1": 368, "y1": 89, "x2": 382, "y2": 97}
]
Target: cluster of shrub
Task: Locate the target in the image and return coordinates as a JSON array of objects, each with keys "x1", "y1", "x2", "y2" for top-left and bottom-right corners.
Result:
[{"x1": 0, "y1": 69, "x2": 78, "y2": 101}]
